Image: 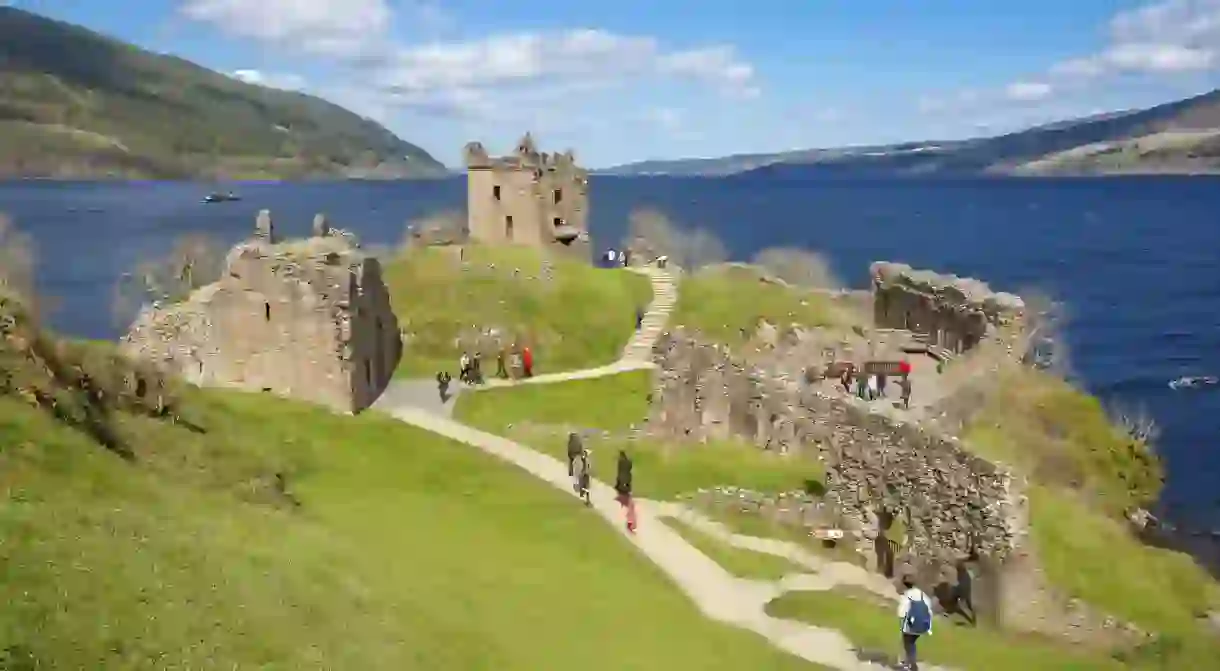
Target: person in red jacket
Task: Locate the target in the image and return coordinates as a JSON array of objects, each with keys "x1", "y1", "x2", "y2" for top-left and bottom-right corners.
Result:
[{"x1": 522, "y1": 345, "x2": 534, "y2": 378}]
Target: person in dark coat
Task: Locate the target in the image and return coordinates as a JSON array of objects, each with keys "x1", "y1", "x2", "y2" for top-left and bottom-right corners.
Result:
[
  {"x1": 615, "y1": 450, "x2": 637, "y2": 533},
  {"x1": 567, "y1": 432, "x2": 583, "y2": 477},
  {"x1": 436, "y1": 371, "x2": 452, "y2": 402}
]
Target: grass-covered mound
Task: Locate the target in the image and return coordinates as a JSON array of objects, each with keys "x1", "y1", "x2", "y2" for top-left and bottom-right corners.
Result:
[
  {"x1": 1, "y1": 299, "x2": 822, "y2": 669},
  {"x1": 454, "y1": 371, "x2": 825, "y2": 499},
  {"x1": 766, "y1": 588, "x2": 1127, "y2": 671},
  {"x1": 672, "y1": 264, "x2": 857, "y2": 348},
  {"x1": 662, "y1": 517, "x2": 805, "y2": 580},
  {"x1": 962, "y1": 365, "x2": 1220, "y2": 667},
  {"x1": 383, "y1": 245, "x2": 652, "y2": 378}
]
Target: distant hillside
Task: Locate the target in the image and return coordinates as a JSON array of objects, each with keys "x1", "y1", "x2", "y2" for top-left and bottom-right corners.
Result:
[
  {"x1": 607, "y1": 89, "x2": 1220, "y2": 177},
  {"x1": 0, "y1": 7, "x2": 447, "y2": 179}
]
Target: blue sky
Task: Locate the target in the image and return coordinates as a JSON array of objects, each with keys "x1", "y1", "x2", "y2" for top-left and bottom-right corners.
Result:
[{"x1": 14, "y1": 0, "x2": 1220, "y2": 167}]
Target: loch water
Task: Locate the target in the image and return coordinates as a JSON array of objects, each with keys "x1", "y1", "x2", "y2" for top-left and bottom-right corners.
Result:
[{"x1": 2, "y1": 175, "x2": 1218, "y2": 530}]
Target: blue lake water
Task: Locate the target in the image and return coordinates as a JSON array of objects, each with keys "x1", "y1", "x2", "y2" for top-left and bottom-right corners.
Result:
[{"x1": 2, "y1": 176, "x2": 1218, "y2": 529}]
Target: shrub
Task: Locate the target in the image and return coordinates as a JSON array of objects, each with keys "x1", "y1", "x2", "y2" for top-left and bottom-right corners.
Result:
[{"x1": 751, "y1": 247, "x2": 842, "y2": 290}]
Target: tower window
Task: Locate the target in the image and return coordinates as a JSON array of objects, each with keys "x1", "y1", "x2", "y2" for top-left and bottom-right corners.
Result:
[
  {"x1": 553, "y1": 217, "x2": 563, "y2": 228},
  {"x1": 264, "y1": 302, "x2": 271, "y2": 321},
  {"x1": 493, "y1": 185, "x2": 501, "y2": 200},
  {"x1": 553, "y1": 188, "x2": 563, "y2": 204},
  {"x1": 505, "y1": 215, "x2": 514, "y2": 239}
]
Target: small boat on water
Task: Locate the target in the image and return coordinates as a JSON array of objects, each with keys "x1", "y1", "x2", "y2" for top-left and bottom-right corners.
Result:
[
  {"x1": 203, "y1": 191, "x2": 241, "y2": 203},
  {"x1": 1169, "y1": 375, "x2": 1219, "y2": 390}
]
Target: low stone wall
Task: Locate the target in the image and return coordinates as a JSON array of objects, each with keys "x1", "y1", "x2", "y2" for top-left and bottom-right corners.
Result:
[{"x1": 650, "y1": 329, "x2": 1026, "y2": 568}]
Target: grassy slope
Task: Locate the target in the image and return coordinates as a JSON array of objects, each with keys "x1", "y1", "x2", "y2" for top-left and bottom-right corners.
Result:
[
  {"x1": 767, "y1": 589, "x2": 1127, "y2": 671},
  {"x1": 961, "y1": 366, "x2": 1220, "y2": 666},
  {"x1": 454, "y1": 372, "x2": 825, "y2": 499},
  {"x1": 672, "y1": 265, "x2": 852, "y2": 348},
  {"x1": 385, "y1": 245, "x2": 652, "y2": 378},
  {"x1": 0, "y1": 7, "x2": 445, "y2": 179},
  {"x1": 1, "y1": 386, "x2": 824, "y2": 669},
  {"x1": 662, "y1": 517, "x2": 805, "y2": 580}
]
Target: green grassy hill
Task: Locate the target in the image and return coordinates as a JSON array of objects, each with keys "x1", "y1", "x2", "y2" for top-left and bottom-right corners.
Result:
[
  {"x1": 384, "y1": 245, "x2": 652, "y2": 377},
  {"x1": 0, "y1": 290, "x2": 819, "y2": 670},
  {"x1": 0, "y1": 7, "x2": 446, "y2": 179}
]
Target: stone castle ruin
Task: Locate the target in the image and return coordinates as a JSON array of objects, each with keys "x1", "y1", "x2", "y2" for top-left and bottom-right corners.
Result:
[
  {"x1": 871, "y1": 261, "x2": 1026, "y2": 359},
  {"x1": 648, "y1": 262, "x2": 1034, "y2": 576},
  {"x1": 464, "y1": 132, "x2": 591, "y2": 261},
  {"x1": 121, "y1": 211, "x2": 402, "y2": 414}
]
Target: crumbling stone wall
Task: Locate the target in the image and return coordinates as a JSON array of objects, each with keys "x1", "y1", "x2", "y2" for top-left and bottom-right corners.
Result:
[
  {"x1": 650, "y1": 329, "x2": 1026, "y2": 568},
  {"x1": 121, "y1": 211, "x2": 402, "y2": 414},
  {"x1": 871, "y1": 262, "x2": 1025, "y2": 355}
]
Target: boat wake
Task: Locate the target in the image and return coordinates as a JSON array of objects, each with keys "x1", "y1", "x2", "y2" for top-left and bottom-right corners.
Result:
[{"x1": 1168, "y1": 375, "x2": 1219, "y2": 390}]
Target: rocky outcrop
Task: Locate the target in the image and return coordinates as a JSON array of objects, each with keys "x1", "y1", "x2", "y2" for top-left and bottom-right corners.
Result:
[{"x1": 650, "y1": 329, "x2": 1026, "y2": 569}]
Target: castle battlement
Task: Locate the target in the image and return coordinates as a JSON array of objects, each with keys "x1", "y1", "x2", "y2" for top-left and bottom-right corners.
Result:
[{"x1": 463, "y1": 133, "x2": 590, "y2": 260}]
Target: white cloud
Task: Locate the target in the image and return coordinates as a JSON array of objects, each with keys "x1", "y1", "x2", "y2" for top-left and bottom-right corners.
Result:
[
  {"x1": 232, "y1": 69, "x2": 306, "y2": 91},
  {"x1": 179, "y1": 0, "x2": 760, "y2": 119},
  {"x1": 649, "y1": 107, "x2": 683, "y2": 130},
  {"x1": 1050, "y1": 0, "x2": 1220, "y2": 78},
  {"x1": 1005, "y1": 80, "x2": 1053, "y2": 102},
  {"x1": 179, "y1": 0, "x2": 392, "y2": 57},
  {"x1": 921, "y1": 1, "x2": 1220, "y2": 119},
  {"x1": 374, "y1": 29, "x2": 758, "y2": 103}
]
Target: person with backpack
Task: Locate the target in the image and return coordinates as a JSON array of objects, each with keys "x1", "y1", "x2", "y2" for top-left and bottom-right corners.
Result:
[{"x1": 896, "y1": 576, "x2": 934, "y2": 670}]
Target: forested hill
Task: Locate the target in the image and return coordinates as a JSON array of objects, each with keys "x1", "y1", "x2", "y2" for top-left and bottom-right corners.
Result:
[{"x1": 0, "y1": 7, "x2": 447, "y2": 179}]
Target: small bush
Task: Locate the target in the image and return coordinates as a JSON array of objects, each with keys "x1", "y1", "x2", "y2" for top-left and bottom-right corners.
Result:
[
  {"x1": 623, "y1": 208, "x2": 726, "y2": 270},
  {"x1": 751, "y1": 247, "x2": 841, "y2": 290},
  {"x1": 112, "y1": 233, "x2": 225, "y2": 326},
  {"x1": 0, "y1": 213, "x2": 36, "y2": 307}
]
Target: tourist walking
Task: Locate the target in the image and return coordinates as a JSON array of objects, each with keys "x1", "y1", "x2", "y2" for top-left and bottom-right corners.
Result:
[
  {"x1": 436, "y1": 370, "x2": 452, "y2": 402},
  {"x1": 900, "y1": 375, "x2": 912, "y2": 409},
  {"x1": 522, "y1": 345, "x2": 534, "y2": 378},
  {"x1": 495, "y1": 348, "x2": 508, "y2": 379},
  {"x1": 573, "y1": 448, "x2": 592, "y2": 506},
  {"x1": 866, "y1": 373, "x2": 879, "y2": 401},
  {"x1": 615, "y1": 450, "x2": 637, "y2": 533},
  {"x1": 897, "y1": 576, "x2": 934, "y2": 670},
  {"x1": 458, "y1": 352, "x2": 472, "y2": 384},
  {"x1": 470, "y1": 352, "x2": 483, "y2": 385},
  {"x1": 636, "y1": 307, "x2": 644, "y2": 330},
  {"x1": 567, "y1": 431, "x2": 583, "y2": 477}
]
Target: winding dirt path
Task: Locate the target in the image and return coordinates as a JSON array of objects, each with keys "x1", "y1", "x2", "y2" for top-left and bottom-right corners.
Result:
[{"x1": 374, "y1": 266, "x2": 951, "y2": 671}]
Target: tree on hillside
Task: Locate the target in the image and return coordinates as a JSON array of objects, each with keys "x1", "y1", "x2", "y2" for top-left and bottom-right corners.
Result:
[
  {"x1": 681, "y1": 227, "x2": 727, "y2": 271},
  {"x1": 623, "y1": 207, "x2": 679, "y2": 260},
  {"x1": 0, "y1": 213, "x2": 37, "y2": 308},
  {"x1": 1017, "y1": 287, "x2": 1070, "y2": 374},
  {"x1": 752, "y1": 247, "x2": 841, "y2": 290},
  {"x1": 623, "y1": 207, "x2": 725, "y2": 270},
  {"x1": 112, "y1": 233, "x2": 226, "y2": 326}
]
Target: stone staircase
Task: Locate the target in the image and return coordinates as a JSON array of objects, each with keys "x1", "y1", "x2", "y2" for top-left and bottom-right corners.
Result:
[{"x1": 621, "y1": 268, "x2": 677, "y2": 364}]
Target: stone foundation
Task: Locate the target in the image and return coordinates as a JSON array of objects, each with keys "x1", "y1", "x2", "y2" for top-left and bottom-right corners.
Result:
[{"x1": 650, "y1": 329, "x2": 1026, "y2": 569}]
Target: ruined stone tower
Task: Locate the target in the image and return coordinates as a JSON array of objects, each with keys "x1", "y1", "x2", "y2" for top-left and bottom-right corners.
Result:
[
  {"x1": 120, "y1": 211, "x2": 402, "y2": 414},
  {"x1": 463, "y1": 133, "x2": 591, "y2": 260}
]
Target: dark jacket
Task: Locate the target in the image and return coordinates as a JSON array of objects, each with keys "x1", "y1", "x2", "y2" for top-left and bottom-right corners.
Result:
[
  {"x1": 567, "y1": 433, "x2": 583, "y2": 476},
  {"x1": 615, "y1": 451, "x2": 633, "y2": 495}
]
